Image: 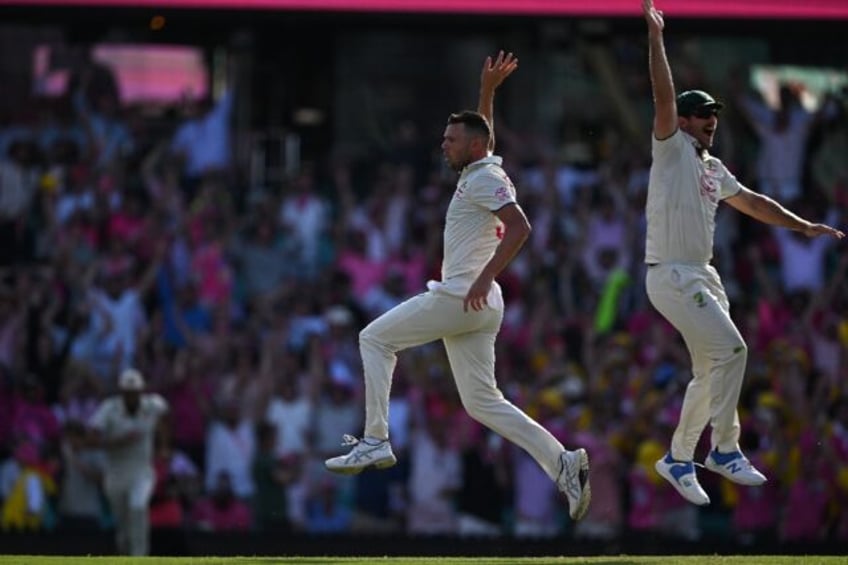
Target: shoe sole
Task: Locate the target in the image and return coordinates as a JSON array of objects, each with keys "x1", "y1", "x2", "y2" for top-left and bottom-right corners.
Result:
[
  {"x1": 655, "y1": 460, "x2": 710, "y2": 506},
  {"x1": 704, "y1": 460, "x2": 767, "y2": 486},
  {"x1": 325, "y1": 454, "x2": 397, "y2": 475},
  {"x1": 570, "y1": 448, "x2": 592, "y2": 522}
]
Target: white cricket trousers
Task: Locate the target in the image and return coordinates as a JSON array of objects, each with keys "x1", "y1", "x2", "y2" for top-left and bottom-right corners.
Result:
[
  {"x1": 360, "y1": 284, "x2": 565, "y2": 481},
  {"x1": 646, "y1": 263, "x2": 747, "y2": 460},
  {"x1": 104, "y1": 470, "x2": 155, "y2": 556}
]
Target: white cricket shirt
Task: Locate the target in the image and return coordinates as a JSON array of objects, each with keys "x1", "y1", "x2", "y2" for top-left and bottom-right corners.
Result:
[
  {"x1": 439, "y1": 155, "x2": 517, "y2": 296},
  {"x1": 88, "y1": 394, "x2": 168, "y2": 480},
  {"x1": 645, "y1": 129, "x2": 741, "y2": 264}
]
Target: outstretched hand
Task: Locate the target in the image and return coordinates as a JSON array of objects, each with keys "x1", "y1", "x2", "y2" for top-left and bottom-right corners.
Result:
[
  {"x1": 801, "y1": 223, "x2": 845, "y2": 239},
  {"x1": 643, "y1": 0, "x2": 664, "y2": 35},
  {"x1": 481, "y1": 51, "x2": 518, "y2": 93}
]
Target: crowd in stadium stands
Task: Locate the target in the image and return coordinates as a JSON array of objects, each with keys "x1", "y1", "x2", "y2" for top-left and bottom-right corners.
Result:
[{"x1": 0, "y1": 54, "x2": 847, "y2": 547}]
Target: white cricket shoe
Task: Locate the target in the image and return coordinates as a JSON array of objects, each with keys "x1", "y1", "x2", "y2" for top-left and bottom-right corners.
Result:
[
  {"x1": 556, "y1": 448, "x2": 591, "y2": 521},
  {"x1": 704, "y1": 448, "x2": 767, "y2": 486},
  {"x1": 655, "y1": 452, "x2": 710, "y2": 506},
  {"x1": 324, "y1": 434, "x2": 397, "y2": 475}
]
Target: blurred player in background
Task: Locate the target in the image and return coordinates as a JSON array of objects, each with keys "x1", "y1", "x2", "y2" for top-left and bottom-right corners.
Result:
[
  {"x1": 86, "y1": 369, "x2": 168, "y2": 555},
  {"x1": 325, "y1": 52, "x2": 591, "y2": 522},
  {"x1": 642, "y1": 0, "x2": 844, "y2": 506}
]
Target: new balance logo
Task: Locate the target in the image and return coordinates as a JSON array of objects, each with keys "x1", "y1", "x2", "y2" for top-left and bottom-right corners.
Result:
[{"x1": 727, "y1": 462, "x2": 742, "y2": 474}]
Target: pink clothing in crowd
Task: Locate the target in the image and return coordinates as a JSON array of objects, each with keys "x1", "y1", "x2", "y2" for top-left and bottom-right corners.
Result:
[
  {"x1": 574, "y1": 430, "x2": 622, "y2": 531},
  {"x1": 11, "y1": 397, "x2": 60, "y2": 447},
  {"x1": 732, "y1": 454, "x2": 780, "y2": 534},
  {"x1": 756, "y1": 298, "x2": 793, "y2": 353},
  {"x1": 166, "y1": 378, "x2": 214, "y2": 451},
  {"x1": 781, "y1": 435, "x2": 833, "y2": 543},
  {"x1": 192, "y1": 498, "x2": 252, "y2": 532},
  {"x1": 191, "y1": 242, "x2": 233, "y2": 307},
  {"x1": 781, "y1": 475, "x2": 831, "y2": 541},
  {"x1": 386, "y1": 251, "x2": 428, "y2": 296},
  {"x1": 512, "y1": 450, "x2": 559, "y2": 530},
  {"x1": 0, "y1": 384, "x2": 12, "y2": 447},
  {"x1": 336, "y1": 251, "x2": 386, "y2": 300},
  {"x1": 627, "y1": 469, "x2": 662, "y2": 531},
  {"x1": 108, "y1": 213, "x2": 146, "y2": 244}
]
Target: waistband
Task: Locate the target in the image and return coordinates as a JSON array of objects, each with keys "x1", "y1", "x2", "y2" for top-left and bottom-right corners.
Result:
[{"x1": 645, "y1": 261, "x2": 711, "y2": 269}]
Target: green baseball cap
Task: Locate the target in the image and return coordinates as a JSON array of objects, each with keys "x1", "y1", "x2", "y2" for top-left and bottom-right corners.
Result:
[{"x1": 676, "y1": 90, "x2": 724, "y2": 117}]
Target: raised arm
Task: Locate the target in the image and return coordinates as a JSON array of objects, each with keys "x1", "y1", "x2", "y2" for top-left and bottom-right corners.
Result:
[
  {"x1": 478, "y1": 51, "x2": 518, "y2": 153},
  {"x1": 643, "y1": 0, "x2": 677, "y2": 139}
]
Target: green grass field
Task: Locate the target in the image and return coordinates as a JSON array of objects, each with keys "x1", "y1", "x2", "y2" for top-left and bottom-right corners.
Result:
[{"x1": 0, "y1": 557, "x2": 844, "y2": 565}]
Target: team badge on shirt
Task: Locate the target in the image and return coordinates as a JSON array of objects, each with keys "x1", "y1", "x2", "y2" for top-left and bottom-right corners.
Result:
[
  {"x1": 494, "y1": 186, "x2": 510, "y2": 202},
  {"x1": 699, "y1": 160, "x2": 723, "y2": 204}
]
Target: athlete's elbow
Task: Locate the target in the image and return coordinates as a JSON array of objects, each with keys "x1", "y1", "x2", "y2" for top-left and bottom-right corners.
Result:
[{"x1": 516, "y1": 219, "x2": 531, "y2": 241}]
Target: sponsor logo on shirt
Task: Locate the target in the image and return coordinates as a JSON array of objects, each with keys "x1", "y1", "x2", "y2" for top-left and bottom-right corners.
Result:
[{"x1": 494, "y1": 186, "x2": 510, "y2": 202}]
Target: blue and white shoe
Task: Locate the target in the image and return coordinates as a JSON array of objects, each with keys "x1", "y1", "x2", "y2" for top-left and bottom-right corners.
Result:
[
  {"x1": 655, "y1": 452, "x2": 710, "y2": 506},
  {"x1": 325, "y1": 434, "x2": 397, "y2": 475},
  {"x1": 704, "y1": 448, "x2": 767, "y2": 486}
]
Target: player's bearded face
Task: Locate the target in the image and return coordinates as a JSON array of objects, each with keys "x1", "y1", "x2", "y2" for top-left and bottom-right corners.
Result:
[{"x1": 442, "y1": 124, "x2": 473, "y2": 171}]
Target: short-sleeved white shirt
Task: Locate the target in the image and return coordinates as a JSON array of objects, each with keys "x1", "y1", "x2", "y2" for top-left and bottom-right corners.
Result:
[
  {"x1": 439, "y1": 155, "x2": 517, "y2": 295},
  {"x1": 88, "y1": 394, "x2": 168, "y2": 479},
  {"x1": 645, "y1": 129, "x2": 741, "y2": 264}
]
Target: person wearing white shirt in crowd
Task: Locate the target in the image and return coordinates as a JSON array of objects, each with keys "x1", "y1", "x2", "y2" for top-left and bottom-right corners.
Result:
[
  {"x1": 85, "y1": 242, "x2": 164, "y2": 377},
  {"x1": 73, "y1": 68, "x2": 134, "y2": 169},
  {"x1": 773, "y1": 208, "x2": 840, "y2": 294},
  {"x1": 0, "y1": 138, "x2": 40, "y2": 265},
  {"x1": 406, "y1": 414, "x2": 462, "y2": 535},
  {"x1": 278, "y1": 167, "x2": 330, "y2": 276},
  {"x1": 86, "y1": 369, "x2": 168, "y2": 556},
  {"x1": 204, "y1": 399, "x2": 256, "y2": 500},
  {"x1": 57, "y1": 420, "x2": 106, "y2": 531},
  {"x1": 170, "y1": 90, "x2": 234, "y2": 183},
  {"x1": 736, "y1": 83, "x2": 817, "y2": 203},
  {"x1": 265, "y1": 372, "x2": 313, "y2": 528}
]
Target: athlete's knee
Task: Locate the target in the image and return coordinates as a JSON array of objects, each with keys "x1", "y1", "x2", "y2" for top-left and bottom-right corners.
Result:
[
  {"x1": 726, "y1": 340, "x2": 747, "y2": 362},
  {"x1": 703, "y1": 337, "x2": 747, "y2": 366},
  {"x1": 459, "y1": 387, "x2": 504, "y2": 423},
  {"x1": 462, "y1": 401, "x2": 491, "y2": 425},
  {"x1": 359, "y1": 324, "x2": 387, "y2": 349},
  {"x1": 710, "y1": 340, "x2": 747, "y2": 370}
]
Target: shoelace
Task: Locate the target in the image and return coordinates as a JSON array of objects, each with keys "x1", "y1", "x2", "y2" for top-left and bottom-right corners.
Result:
[
  {"x1": 338, "y1": 434, "x2": 388, "y2": 465},
  {"x1": 709, "y1": 452, "x2": 754, "y2": 470},
  {"x1": 560, "y1": 455, "x2": 580, "y2": 496},
  {"x1": 732, "y1": 456, "x2": 754, "y2": 470}
]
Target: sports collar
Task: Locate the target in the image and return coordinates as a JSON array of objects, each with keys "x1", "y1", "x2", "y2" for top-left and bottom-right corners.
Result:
[
  {"x1": 462, "y1": 155, "x2": 503, "y2": 173},
  {"x1": 680, "y1": 130, "x2": 710, "y2": 159}
]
